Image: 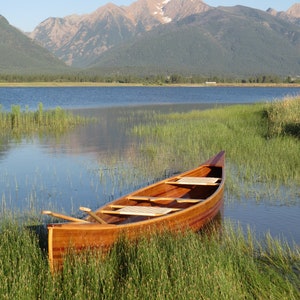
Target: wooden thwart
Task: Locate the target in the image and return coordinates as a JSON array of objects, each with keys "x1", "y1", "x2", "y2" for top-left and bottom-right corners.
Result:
[
  {"x1": 101, "y1": 206, "x2": 181, "y2": 217},
  {"x1": 127, "y1": 195, "x2": 205, "y2": 203},
  {"x1": 166, "y1": 176, "x2": 221, "y2": 186}
]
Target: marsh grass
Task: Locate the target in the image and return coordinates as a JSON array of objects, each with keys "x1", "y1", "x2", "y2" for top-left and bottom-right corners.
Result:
[
  {"x1": 130, "y1": 100, "x2": 299, "y2": 203},
  {"x1": 0, "y1": 103, "x2": 92, "y2": 138},
  {"x1": 0, "y1": 216, "x2": 299, "y2": 299},
  {"x1": 264, "y1": 96, "x2": 300, "y2": 138}
]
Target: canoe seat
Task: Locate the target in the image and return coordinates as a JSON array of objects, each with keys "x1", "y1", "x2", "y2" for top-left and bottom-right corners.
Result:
[
  {"x1": 128, "y1": 195, "x2": 205, "y2": 203},
  {"x1": 166, "y1": 177, "x2": 221, "y2": 186},
  {"x1": 100, "y1": 206, "x2": 180, "y2": 217}
]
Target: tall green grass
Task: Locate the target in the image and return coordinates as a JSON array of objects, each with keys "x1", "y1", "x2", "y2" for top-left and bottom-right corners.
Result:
[
  {"x1": 130, "y1": 100, "x2": 299, "y2": 203},
  {"x1": 264, "y1": 96, "x2": 300, "y2": 138},
  {"x1": 0, "y1": 217, "x2": 299, "y2": 299},
  {"x1": 0, "y1": 103, "x2": 91, "y2": 137}
]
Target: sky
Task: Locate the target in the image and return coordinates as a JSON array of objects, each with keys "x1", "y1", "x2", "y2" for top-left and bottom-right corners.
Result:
[{"x1": 1, "y1": 0, "x2": 298, "y2": 32}]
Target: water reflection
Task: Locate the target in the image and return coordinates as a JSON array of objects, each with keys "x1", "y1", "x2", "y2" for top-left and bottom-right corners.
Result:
[
  {"x1": 0, "y1": 104, "x2": 299, "y2": 245},
  {"x1": 0, "y1": 104, "x2": 212, "y2": 213},
  {"x1": 41, "y1": 104, "x2": 214, "y2": 159}
]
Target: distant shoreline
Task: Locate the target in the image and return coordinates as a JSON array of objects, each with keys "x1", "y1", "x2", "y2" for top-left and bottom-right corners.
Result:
[{"x1": 1, "y1": 82, "x2": 300, "y2": 88}]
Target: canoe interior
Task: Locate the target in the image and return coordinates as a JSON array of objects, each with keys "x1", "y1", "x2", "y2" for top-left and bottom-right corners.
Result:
[{"x1": 91, "y1": 165, "x2": 223, "y2": 225}]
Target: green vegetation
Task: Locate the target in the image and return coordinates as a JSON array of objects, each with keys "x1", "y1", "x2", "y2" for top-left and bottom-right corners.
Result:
[
  {"x1": 130, "y1": 97, "x2": 300, "y2": 203},
  {"x1": 0, "y1": 72, "x2": 299, "y2": 85},
  {"x1": 0, "y1": 217, "x2": 299, "y2": 299},
  {"x1": 0, "y1": 103, "x2": 91, "y2": 137},
  {"x1": 264, "y1": 97, "x2": 300, "y2": 138}
]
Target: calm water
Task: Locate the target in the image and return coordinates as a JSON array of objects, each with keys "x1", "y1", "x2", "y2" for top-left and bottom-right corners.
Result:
[
  {"x1": 1, "y1": 86, "x2": 300, "y2": 110},
  {"x1": 0, "y1": 86, "x2": 299, "y2": 244}
]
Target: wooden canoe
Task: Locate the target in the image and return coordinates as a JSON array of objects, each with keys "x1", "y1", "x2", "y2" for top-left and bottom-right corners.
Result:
[{"x1": 44, "y1": 151, "x2": 225, "y2": 271}]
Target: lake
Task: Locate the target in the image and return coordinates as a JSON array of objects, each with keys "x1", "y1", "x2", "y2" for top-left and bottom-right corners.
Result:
[
  {"x1": 0, "y1": 86, "x2": 299, "y2": 244},
  {"x1": 1, "y1": 86, "x2": 300, "y2": 110}
]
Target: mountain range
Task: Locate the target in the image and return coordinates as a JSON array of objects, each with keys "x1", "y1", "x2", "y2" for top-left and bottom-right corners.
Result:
[
  {"x1": 2, "y1": 0, "x2": 300, "y2": 77},
  {"x1": 0, "y1": 15, "x2": 68, "y2": 74}
]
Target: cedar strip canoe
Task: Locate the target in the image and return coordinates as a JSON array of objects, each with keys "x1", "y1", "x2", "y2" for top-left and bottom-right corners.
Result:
[{"x1": 44, "y1": 151, "x2": 225, "y2": 271}]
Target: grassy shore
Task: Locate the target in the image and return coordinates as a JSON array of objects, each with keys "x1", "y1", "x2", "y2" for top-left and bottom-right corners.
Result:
[
  {"x1": 129, "y1": 96, "x2": 299, "y2": 204},
  {"x1": 0, "y1": 217, "x2": 299, "y2": 299}
]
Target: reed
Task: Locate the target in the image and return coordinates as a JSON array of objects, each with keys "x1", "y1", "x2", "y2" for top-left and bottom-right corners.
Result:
[
  {"x1": 0, "y1": 216, "x2": 299, "y2": 299},
  {"x1": 0, "y1": 103, "x2": 92, "y2": 137},
  {"x1": 129, "y1": 100, "x2": 299, "y2": 203},
  {"x1": 264, "y1": 96, "x2": 300, "y2": 138}
]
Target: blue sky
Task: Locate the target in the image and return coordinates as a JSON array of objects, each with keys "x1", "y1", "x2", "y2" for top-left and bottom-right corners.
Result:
[{"x1": 1, "y1": 0, "x2": 298, "y2": 32}]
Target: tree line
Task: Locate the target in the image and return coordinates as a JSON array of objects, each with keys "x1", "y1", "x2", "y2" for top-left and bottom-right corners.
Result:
[{"x1": 0, "y1": 73, "x2": 299, "y2": 85}]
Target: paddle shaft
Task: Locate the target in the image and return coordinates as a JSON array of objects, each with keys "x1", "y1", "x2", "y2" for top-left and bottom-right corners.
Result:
[
  {"x1": 79, "y1": 207, "x2": 107, "y2": 224},
  {"x1": 42, "y1": 211, "x2": 89, "y2": 223}
]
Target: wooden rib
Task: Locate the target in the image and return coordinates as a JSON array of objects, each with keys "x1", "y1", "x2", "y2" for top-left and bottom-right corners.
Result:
[
  {"x1": 176, "y1": 199, "x2": 205, "y2": 203},
  {"x1": 109, "y1": 205, "x2": 181, "y2": 211},
  {"x1": 42, "y1": 210, "x2": 89, "y2": 223},
  {"x1": 127, "y1": 195, "x2": 205, "y2": 203},
  {"x1": 79, "y1": 207, "x2": 107, "y2": 224}
]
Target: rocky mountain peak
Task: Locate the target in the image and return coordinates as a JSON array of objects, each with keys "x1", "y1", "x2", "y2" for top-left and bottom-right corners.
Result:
[
  {"x1": 267, "y1": 3, "x2": 300, "y2": 27},
  {"x1": 87, "y1": 3, "x2": 128, "y2": 26},
  {"x1": 127, "y1": 0, "x2": 210, "y2": 26},
  {"x1": 92, "y1": 3, "x2": 126, "y2": 18},
  {"x1": 286, "y1": 3, "x2": 300, "y2": 18},
  {"x1": 0, "y1": 15, "x2": 10, "y2": 26},
  {"x1": 28, "y1": 0, "x2": 300, "y2": 72},
  {"x1": 29, "y1": 0, "x2": 212, "y2": 66},
  {"x1": 162, "y1": 0, "x2": 211, "y2": 21},
  {"x1": 266, "y1": 8, "x2": 277, "y2": 16}
]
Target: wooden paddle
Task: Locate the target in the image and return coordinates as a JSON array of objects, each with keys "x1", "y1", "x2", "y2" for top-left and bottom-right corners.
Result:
[
  {"x1": 42, "y1": 210, "x2": 89, "y2": 223},
  {"x1": 79, "y1": 207, "x2": 107, "y2": 224}
]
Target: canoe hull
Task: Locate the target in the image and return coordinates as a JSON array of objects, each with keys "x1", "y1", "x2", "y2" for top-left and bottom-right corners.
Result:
[{"x1": 47, "y1": 151, "x2": 225, "y2": 271}]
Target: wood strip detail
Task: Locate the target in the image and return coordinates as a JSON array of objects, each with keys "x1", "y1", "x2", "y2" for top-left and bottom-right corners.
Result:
[
  {"x1": 166, "y1": 177, "x2": 221, "y2": 186},
  {"x1": 101, "y1": 206, "x2": 180, "y2": 216},
  {"x1": 127, "y1": 195, "x2": 205, "y2": 203}
]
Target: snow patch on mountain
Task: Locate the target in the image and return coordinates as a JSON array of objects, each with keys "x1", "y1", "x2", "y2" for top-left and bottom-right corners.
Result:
[{"x1": 153, "y1": 0, "x2": 172, "y2": 23}]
